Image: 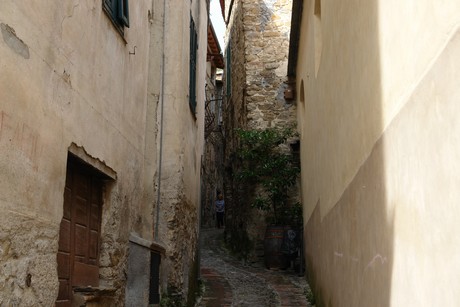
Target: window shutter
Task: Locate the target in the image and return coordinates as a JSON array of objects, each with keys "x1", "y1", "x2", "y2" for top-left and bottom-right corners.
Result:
[
  {"x1": 103, "y1": 0, "x2": 117, "y2": 17},
  {"x1": 118, "y1": 0, "x2": 130, "y2": 28},
  {"x1": 189, "y1": 17, "x2": 198, "y2": 115}
]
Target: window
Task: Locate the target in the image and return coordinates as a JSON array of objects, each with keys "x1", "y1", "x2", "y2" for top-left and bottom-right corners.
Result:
[
  {"x1": 189, "y1": 16, "x2": 198, "y2": 115},
  {"x1": 103, "y1": 0, "x2": 130, "y2": 33}
]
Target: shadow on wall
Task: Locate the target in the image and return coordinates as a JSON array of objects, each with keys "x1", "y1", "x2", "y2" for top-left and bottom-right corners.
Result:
[{"x1": 302, "y1": 0, "x2": 395, "y2": 306}]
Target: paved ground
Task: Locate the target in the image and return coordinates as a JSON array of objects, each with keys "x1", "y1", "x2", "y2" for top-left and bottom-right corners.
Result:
[{"x1": 197, "y1": 228, "x2": 313, "y2": 307}]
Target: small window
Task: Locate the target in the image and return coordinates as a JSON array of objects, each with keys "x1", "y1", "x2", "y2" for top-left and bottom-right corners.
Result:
[
  {"x1": 103, "y1": 0, "x2": 130, "y2": 33},
  {"x1": 189, "y1": 16, "x2": 198, "y2": 115}
]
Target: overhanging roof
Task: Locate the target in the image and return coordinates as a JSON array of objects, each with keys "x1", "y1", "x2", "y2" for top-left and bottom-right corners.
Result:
[
  {"x1": 208, "y1": 22, "x2": 224, "y2": 69},
  {"x1": 287, "y1": 0, "x2": 304, "y2": 77}
]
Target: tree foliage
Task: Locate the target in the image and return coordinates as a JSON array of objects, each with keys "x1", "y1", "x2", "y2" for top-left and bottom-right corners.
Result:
[{"x1": 235, "y1": 127, "x2": 301, "y2": 225}]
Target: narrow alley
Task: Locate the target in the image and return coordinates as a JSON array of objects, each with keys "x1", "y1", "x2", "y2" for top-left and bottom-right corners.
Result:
[
  {"x1": 1, "y1": 0, "x2": 460, "y2": 305},
  {"x1": 197, "y1": 228, "x2": 312, "y2": 307}
]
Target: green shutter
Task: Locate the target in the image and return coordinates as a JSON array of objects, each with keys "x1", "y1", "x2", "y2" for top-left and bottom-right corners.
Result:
[
  {"x1": 119, "y1": 0, "x2": 130, "y2": 28},
  {"x1": 189, "y1": 16, "x2": 198, "y2": 115},
  {"x1": 103, "y1": 0, "x2": 117, "y2": 18},
  {"x1": 103, "y1": 0, "x2": 129, "y2": 29}
]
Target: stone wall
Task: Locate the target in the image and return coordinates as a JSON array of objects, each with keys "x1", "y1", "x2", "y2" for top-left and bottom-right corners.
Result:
[
  {"x1": 222, "y1": 0, "x2": 252, "y2": 255},
  {"x1": 222, "y1": 0, "x2": 298, "y2": 260},
  {"x1": 202, "y1": 61, "x2": 224, "y2": 228},
  {"x1": 0, "y1": 213, "x2": 58, "y2": 306},
  {"x1": 243, "y1": 0, "x2": 296, "y2": 129}
]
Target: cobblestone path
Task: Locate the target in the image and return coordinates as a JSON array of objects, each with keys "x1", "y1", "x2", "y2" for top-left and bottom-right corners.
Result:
[{"x1": 197, "y1": 228, "x2": 312, "y2": 307}]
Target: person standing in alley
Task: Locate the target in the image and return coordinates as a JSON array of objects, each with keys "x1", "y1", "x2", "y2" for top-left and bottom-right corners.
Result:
[{"x1": 215, "y1": 193, "x2": 225, "y2": 228}]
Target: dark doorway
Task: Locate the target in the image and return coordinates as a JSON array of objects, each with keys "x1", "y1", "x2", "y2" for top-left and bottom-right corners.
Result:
[{"x1": 55, "y1": 154, "x2": 105, "y2": 306}]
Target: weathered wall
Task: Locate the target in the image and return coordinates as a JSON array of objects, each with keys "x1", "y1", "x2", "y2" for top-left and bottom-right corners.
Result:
[
  {"x1": 0, "y1": 1, "x2": 154, "y2": 305},
  {"x1": 153, "y1": 0, "x2": 206, "y2": 301},
  {"x1": 1, "y1": 0, "x2": 207, "y2": 304},
  {"x1": 222, "y1": 0, "x2": 298, "y2": 260},
  {"x1": 222, "y1": 0, "x2": 251, "y2": 255},
  {"x1": 296, "y1": 0, "x2": 460, "y2": 305},
  {"x1": 202, "y1": 60, "x2": 224, "y2": 228},
  {"x1": 243, "y1": 0, "x2": 295, "y2": 129}
]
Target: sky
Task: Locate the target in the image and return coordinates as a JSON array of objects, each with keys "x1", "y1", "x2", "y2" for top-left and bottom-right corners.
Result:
[{"x1": 210, "y1": 0, "x2": 226, "y2": 50}]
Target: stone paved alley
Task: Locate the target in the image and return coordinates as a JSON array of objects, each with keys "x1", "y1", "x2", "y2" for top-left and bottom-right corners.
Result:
[{"x1": 197, "y1": 228, "x2": 312, "y2": 307}]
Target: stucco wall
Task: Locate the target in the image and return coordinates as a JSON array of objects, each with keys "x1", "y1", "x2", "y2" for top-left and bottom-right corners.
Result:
[
  {"x1": 297, "y1": 0, "x2": 460, "y2": 305},
  {"x1": 0, "y1": 0, "x2": 207, "y2": 304},
  {"x1": 153, "y1": 0, "x2": 206, "y2": 300},
  {"x1": 0, "y1": 1, "x2": 154, "y2": 305}
]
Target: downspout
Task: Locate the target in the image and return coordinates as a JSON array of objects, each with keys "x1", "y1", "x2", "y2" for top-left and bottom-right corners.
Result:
[{"x1": 155, "y1": 0, "x2": 167, "y2": 242}]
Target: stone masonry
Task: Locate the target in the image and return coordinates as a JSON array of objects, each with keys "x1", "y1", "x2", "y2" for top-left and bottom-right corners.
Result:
[
  {"x1": 222, "y1": 0, "x2": 298, "y2": 260},
  {"x1": 243, "y1": 0, "x2": 296, "y2": 129}
]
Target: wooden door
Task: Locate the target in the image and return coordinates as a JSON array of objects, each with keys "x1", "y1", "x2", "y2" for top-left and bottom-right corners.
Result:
[{"x1": 56, "y1": 156, "x2": 103, "y2": 306}]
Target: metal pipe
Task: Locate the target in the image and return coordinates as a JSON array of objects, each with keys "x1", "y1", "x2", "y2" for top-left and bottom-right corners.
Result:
[{"x1": 155, "y1": 0, "x2": 168, "y2": 241}]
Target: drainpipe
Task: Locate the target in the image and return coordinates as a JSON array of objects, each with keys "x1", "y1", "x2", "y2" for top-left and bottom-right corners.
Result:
[{"x1": 155, "y1": 0, "x2": 168, "y2": 242}]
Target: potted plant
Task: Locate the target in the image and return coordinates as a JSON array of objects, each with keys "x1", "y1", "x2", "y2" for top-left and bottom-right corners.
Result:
[{"x1": 235, "y1": 127, "x2": 301, "y2": 268}]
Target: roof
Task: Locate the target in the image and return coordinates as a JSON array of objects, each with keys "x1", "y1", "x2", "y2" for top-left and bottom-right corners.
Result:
[
  {"x1": 287, "y1": 0, "x2": 304, "y2": 77},
  {"x1": 207, "y1": 22, "x2": 224, "y2": 69},
  {"x1": 219, "y1": 0, "x2": 225, "y2": 20}
]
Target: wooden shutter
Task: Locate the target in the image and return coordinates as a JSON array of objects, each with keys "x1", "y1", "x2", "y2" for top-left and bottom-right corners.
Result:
[{"x1": 189, "y1": 16, "x2": 198, "y2": 115}]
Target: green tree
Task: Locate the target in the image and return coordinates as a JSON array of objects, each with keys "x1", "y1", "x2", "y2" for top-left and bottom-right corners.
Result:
[{"x1": 235, "y1": 127, "x2": 301, "y2": 225}]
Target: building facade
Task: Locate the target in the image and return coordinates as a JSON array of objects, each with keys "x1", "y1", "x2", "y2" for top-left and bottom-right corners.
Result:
[
  {"x1": 201, "y1": 23, "x2": 224, "y2": 228},
  {"x1": 220, "y1": 0, "x2": 298, "y2": 259},
  {"x1": 0, "y1": 0, "x2": 207, "y2": 305},
  {"x1": 289, "y1": 0, "x2": 460, "y2": 305}
]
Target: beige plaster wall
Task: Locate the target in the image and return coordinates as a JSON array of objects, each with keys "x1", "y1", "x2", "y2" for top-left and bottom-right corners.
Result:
[
  {"x1": 297, "y1": 0, "x2": 460, "y2": 305},
  {"x1": 0, "y1": 1, "x2": 155, "y2": 304},
  {"x1": 384, "y1": 29, "x2": 460, "y2": 306},
  {"x1": 153, "y1": 0, "x2": 206, "y2": 299},
  {"x1": 298, "y1": 0, "x2": 460, "y2": 221},
  {"x1": 1, "y1": 0, "x2": 207, "y2": 303}
]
